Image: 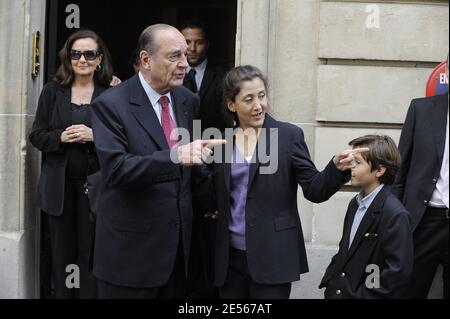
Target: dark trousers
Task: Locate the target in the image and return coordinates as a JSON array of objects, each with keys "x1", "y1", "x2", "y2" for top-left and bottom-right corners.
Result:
[
  {"x1": 46, "y1": 178, "x2": 96, "y2": 299},
  {"x1": 187, "y1": 212, "x2": 219, "y2": 299},
  {"x1": 97, "y1": 236, "x2": 186, "y2": 299},
  {"x1": 219, "y1": 248, "x2": 292, "y2": 299},
  {"x1": 405, "y1": 207, "x2": 449, "y2": 299}
]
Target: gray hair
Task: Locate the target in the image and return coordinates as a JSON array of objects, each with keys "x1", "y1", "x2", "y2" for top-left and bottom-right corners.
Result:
[{"x1": 138, "y1": 24, "x2": 177, "y2": 55}]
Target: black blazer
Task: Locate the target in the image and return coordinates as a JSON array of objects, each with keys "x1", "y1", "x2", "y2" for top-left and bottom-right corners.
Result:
[
  {"x1": 29, "y1": 80, "x2": 108, "y2": 216},
  {"x1": 391, "y1": 93, "x2": 449, "y2": 231},
  {"x1": 195, "y1": 63, "x2": 227, "y2": 132},
  {"x1": 212, "y1": 115, "x2": 351, "y2": 287},
  {"x1": 319, "y1": 187, "x2": 413, "y2": 299},
  {"x1": 89, "y1": 74, "x2": 209, "y2": 288}
]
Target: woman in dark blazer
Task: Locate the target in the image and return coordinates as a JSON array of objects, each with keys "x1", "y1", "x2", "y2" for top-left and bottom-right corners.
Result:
[
  {"x1": 212, "y1": 65, "x2": 368, "y2": 299},
  {"x1": 29, "y1": 30, "x2": 115, "y2": 298}
]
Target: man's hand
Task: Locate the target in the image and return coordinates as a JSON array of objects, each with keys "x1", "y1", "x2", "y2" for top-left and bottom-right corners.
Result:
[
  {"x1": 204, "y1": 211, "x2": 219, "y2": 220},
  {"x1": 333, "y1": 148, "x2": 370, "y2": 171},
  {"x1": 110, "y1": 75, "x2": 122, "y2": 86},
  {"x1": 176, "y1": 139, "x2": 226, "y2": 166},
  {"x1": 61, "y1": 125, "x2": 94, "y2": 144}
]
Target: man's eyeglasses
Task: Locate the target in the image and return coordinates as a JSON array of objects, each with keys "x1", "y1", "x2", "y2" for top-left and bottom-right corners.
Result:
[{"x1": 69, "y1": 50, "x2": 99, "y2": 61}]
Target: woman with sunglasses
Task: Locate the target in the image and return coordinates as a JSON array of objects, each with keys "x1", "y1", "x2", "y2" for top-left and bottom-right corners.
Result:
[{"x1": 29, "y1": 29, "x2": 116, "y2": 299}]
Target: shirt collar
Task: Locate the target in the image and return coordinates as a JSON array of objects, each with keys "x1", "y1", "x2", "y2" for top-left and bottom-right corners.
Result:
[
  {"x1": 138, "y1": 72, "x2": 172, "y2": 107},
  {"x1": 356, "y1": 184, "x2": 384, "y2": 209},
  {"x1": 187, "y1": 58, "x2": 208, "y2": 74}
]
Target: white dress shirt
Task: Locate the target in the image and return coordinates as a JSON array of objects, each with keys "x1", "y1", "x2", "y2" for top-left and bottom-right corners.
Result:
[
  {"x1": 429, "y1": 110, "x2": 449, "y2": 209},
  {"x1": 349, "y1": 184, "x2": 385, "y2": 249},
  {"x1": 138, "y1": 72, "x2": 177, "y2": 126},
  {"x1": 187, "y1": 58, "x2": 208, "y2": 92}
]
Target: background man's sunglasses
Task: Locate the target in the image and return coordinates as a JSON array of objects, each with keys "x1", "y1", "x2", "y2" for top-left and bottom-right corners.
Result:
[{"x1": 70, "y1": 50, "x2": 99, "y2": 61}]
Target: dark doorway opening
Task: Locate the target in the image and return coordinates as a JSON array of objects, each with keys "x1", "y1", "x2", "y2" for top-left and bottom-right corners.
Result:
[
  {"x1": 41, "y1": 0, "x2": 237, "y2": 299},
  {"x1": 45, "y1": 0, "x2": 237, "y2": 82}
]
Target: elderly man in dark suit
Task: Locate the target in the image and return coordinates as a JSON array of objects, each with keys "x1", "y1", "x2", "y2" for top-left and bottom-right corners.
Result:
[
  {"x1": 391, "y1": 58, "x2": 449, "y2": 299},
  {"x1": 89, "y1": 24, "x2": 224, "y2": 299}
]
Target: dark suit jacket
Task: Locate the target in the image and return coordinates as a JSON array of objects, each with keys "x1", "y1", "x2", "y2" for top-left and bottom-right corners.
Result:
[
  {"x1": 212, "y1": 115, "x2": 351, "y2": 287},
  {"x1": 89, "y1": 74, "x2": 209, "y2": 288},
  {"x1": 391, "y1": 93, "x2": 449, "y2": 231},
  {"x1": 29, "y1": 80, "x2": 108, "y2": 216},
  {"x1": 187, "y1": 63, "x2": 227, "y2": 132},
  {"x1": 319, "y1": 187, "x2": 413, "y2": 299}
]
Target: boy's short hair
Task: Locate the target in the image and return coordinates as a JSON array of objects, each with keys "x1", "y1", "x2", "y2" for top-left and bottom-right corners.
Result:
[{"x1": 348, "y1": 135, "x2": 401, "y2": 185}]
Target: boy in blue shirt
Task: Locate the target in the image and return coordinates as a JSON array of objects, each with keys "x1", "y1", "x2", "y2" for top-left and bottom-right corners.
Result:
[{"x1": 320, "y1": 135, "x2": 413, "y2": 298}]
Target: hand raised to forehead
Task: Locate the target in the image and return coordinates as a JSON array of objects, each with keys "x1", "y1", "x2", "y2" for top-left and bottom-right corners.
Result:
[{"x1": 334, "y1": 148, "x2": 370, "y2": 171}]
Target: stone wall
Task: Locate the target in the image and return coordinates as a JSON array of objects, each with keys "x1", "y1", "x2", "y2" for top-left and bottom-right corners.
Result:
[
  {"x1": 0, "y1": 0, "x2": 46, "y2": 298},
  {"x1": 236, "y1": 0, "x2": 448, "y2": 299}
]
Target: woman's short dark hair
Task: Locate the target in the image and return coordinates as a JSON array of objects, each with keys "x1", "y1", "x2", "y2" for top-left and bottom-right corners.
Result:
[
  {"x1": 349, "y1": 135, "x2": 401, "y2": 185},
  {"x1": 222, "y1": 65, "x2": 269, "y2": 128},
  {"x1": 54, "y1": 29, "x2": 113, "y2": 87}
]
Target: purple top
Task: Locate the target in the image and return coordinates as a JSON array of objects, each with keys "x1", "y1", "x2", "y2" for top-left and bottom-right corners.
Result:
[{"x1": 229, "y1": 146, "x2": 251, "y2": 251}]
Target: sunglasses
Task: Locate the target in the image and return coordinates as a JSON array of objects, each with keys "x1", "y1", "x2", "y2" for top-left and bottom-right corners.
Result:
[{"x1": 69, "y1": 50, "x2": 99, "y2": 61}]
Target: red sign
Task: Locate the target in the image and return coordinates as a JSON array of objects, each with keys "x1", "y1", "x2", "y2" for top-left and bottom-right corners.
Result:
[{"x1": 426, "y1": 61, "x2": 448, "y2": 97}]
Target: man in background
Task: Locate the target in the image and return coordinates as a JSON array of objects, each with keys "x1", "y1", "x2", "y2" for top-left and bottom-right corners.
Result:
[
  {"x1": 180, "y1": 20, "x2": 227, "y2": 133},
  {"x1": 392, "y1": 55, "x2": 449, "y2": 299}
]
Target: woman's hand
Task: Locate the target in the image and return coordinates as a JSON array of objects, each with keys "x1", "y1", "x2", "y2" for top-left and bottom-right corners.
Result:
[
  {"x1": 333, "y1": 148, "x2": 370, "y2": 171},
  {"x1": 61, "y1": 125, "x2": 94, "y2": 144}
]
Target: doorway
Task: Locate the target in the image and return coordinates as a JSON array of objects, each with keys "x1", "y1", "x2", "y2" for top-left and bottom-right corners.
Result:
[{"x1": 46, "y1": 0, "x2": 237, "y2": 82}]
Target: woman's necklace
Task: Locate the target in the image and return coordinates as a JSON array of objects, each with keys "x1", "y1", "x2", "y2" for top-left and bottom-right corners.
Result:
[{"x1": 72, "y1": 84, "x2": 94, "y2": 106}]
